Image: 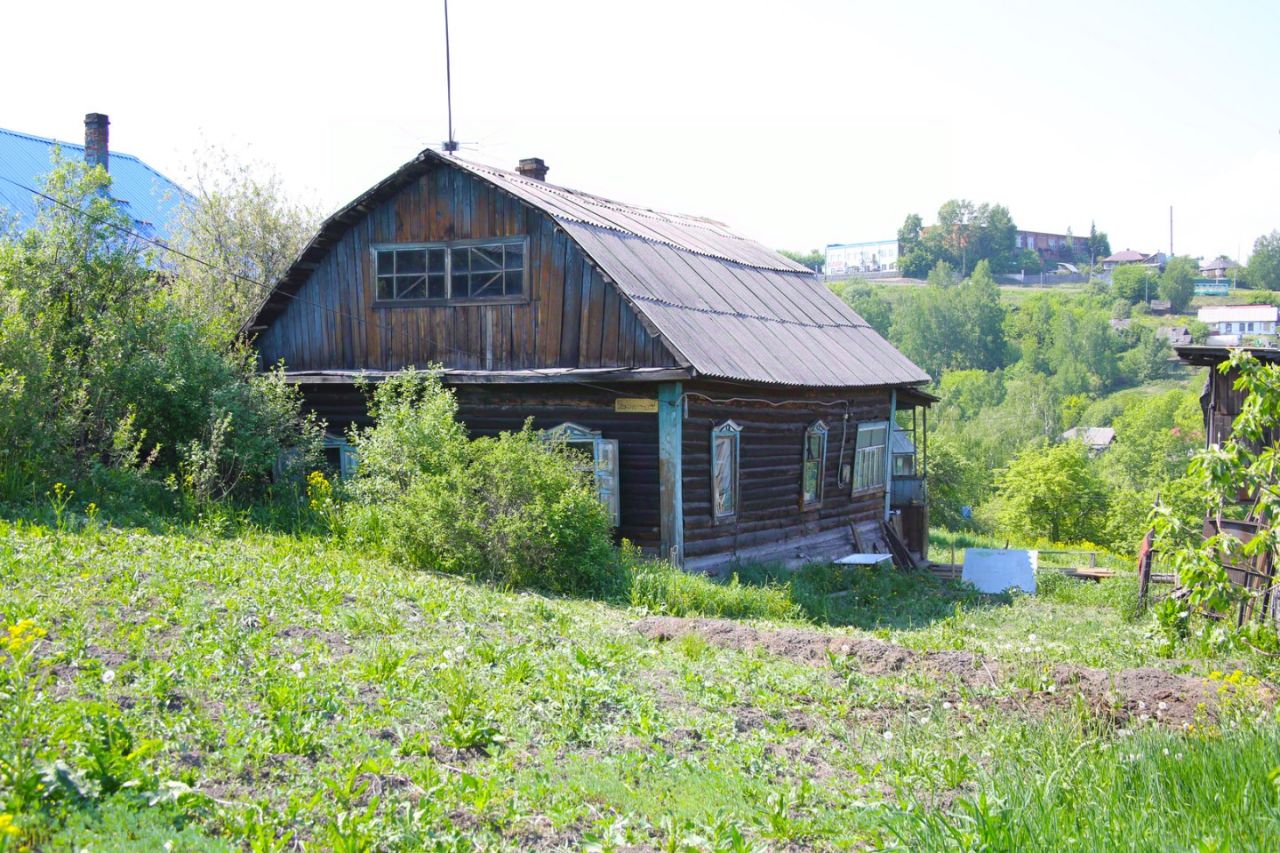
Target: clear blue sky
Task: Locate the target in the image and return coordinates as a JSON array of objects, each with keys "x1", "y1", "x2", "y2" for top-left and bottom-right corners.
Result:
[{"x1": 6, "y1": 0, "x2": 1278, "y2": 261}]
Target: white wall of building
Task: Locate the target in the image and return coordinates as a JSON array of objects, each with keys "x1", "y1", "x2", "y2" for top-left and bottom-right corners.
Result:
[{"x1": 825, "y1": 239, "x2": 899, "y2": 275}]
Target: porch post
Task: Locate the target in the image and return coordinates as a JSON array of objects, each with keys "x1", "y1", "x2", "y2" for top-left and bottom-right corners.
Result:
[
  {"x1": 884, "y1": 387, "x2": 896, "y2": 522},
  {"x1": 658, "y1": 382, "x2": 684, "y2": 566}
]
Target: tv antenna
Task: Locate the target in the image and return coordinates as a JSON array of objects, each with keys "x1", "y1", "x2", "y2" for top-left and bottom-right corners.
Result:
[{"x1": 442, "y1": 0, "x2": 459, "y2": 153}]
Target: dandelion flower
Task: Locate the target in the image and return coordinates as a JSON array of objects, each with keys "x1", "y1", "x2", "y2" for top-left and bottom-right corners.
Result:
[
  {"x1": 101, "y1": 669, "x2": 116, "y2": 685},
  {"x1": 882, "y1": 730, "x2": 894, "y2": 741}
]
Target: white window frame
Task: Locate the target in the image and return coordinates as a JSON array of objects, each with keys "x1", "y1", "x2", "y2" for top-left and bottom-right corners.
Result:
[
  {"x1": 801, "y1": 420, "x2": 828, "y2": 508},
  {"x1": 372, "y1": 236, "x2": 528, "y2": 305},
  {"x1": 711, "y1": 420, "x2": 742, "y2": 522},
  {"x1": 851, "y1": 422, "x2": 889, "y2": 495},
  {"x1": 322, "y1": 434, "x2": 359, "y2": 479},
  {"x1": 542, "y1": 423, "x2": 620, "y2": 526}
]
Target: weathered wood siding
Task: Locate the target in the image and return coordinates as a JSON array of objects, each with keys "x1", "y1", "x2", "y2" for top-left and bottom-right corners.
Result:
[
  {"x1": 295, "y1": 381, "x2": 661, "y2": 551},
  {"x1": 680, "y1": 382, "x2": 891, "y2": 568},
  {"x1": 256, "y1": 163, "x2": 678, "y2": 373}
]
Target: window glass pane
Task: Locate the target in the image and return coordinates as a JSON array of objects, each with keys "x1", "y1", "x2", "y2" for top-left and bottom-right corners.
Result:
[
  {"x1": 504, "y1": 243, "x2": 524, "y2": 270},
  {"x1": 397, "y1": 275, "x2": 425, "y2": 299},
  {"x1": 471, "y1": 272, "x2": 503, "y2": 297},
  {"x1": 451, "y1": 248, "x2": 470, "y2": 273},
  {"x1": 397, "y1": 249, "x2": 426, "y2": 274},
  {"x1": 452, "y1": 271, "x2": 471, "y2": 297},
  {"x1": 377, "y1": 252, "x2": 394, "y2": 276},
  {"x1": 471, "y1": 246, "x2": 502, "y2": 272},
  {"x1": 504, "y1": 270, "x2": 523, "y2": 295},
  {"x1": 713, "y1": 429, "x2": 737, "y2": 517},
  {"x1": 376, "y1": 276, "x2": 394, "y2": 300},
  {"x1": 427, "y1": 248, "x2": 446, "y2": 273},
  {"x1": 427, "y1": 273, "x2": 446, "y2": 300}
]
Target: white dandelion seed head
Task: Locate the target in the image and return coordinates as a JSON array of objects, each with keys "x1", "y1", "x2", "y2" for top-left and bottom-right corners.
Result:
[{"x1": 101, "y1": 669, "x2": 116, "y2": 685}]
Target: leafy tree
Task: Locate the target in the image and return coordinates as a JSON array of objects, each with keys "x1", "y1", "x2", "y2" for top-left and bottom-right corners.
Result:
[
  {"x1": 927, "y1": 259, "x2": 958, "y2": 288},
  {"x1": 1111, "y1": 264, "x2": 1156, "y2": 304},
  {"x1": 1100, "y1": 390, "x2": 1201, "y2": 494},
  {"x1": 1087, "y1": 221, "x2": 1111, "y2": 263},
  {"x1": 890, "y1": 261, "x2": 1006, "y2": 377},
  {"x1": 1158, "y1": 256, "x2": 1196, "y2": 312},
  {"x1": 778, "y1": 248, "x2": 824, "y2": 272},
  {"x1": 897, "y1": 213, "x2": 923, "y2": 252},
  {"x1": 0, "y1": 155, "x2": 320, "y2": 502},
  {"x1": 937, "y1": 369, "x2": 1005, "y2": 420},
  {"x1": 1187, "y1": 318, "x2": 1210, "y2": 344},
  {"x1": 899, "y1": 247, "x2": 934, "y2": 278},
  {"x1": 1119, "y1": 327, "x2": 1172, "y2": 384},
  {"x1": 971, "y1": 204, "x2": 1019, "y2": 273},
  {"x1": 1016, "y1": 249, "x2": 1043, "y2": 274},
  {"x1": 830, "y1": 280, "x2": 892, "y2": 337},
  {"x1": 1246, "y1": 230, "x2": 1280, "y2": 291},
  {"x1": 988, "y1": 440, "x2": 1108, "y2": 543},
  {"x1": 170, "y1": 146, "x2": 320, "y2": 334}
]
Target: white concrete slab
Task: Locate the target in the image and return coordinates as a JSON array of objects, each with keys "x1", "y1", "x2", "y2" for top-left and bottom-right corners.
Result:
[
  {"x1": 962, "y1": 549, "x2": 1037, "y2": 594},
  {"x1": 834, "y1": 553, "x2": 893, "y2": 567}
]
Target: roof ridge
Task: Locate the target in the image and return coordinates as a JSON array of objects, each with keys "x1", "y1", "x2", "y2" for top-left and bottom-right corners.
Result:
[
  {"x1": 0, "y1": 126, "x2": 148, "y2": 165},
  {"x1": 451, "y1": 155, "x2": 735, "y2": 233}
]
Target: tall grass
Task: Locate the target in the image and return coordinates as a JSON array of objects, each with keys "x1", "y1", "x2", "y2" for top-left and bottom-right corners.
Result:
[{"x1": 889, "y1": 719, "x2": 1280, "y2": 849}]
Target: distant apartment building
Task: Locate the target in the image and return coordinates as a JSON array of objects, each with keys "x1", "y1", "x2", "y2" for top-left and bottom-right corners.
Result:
[
  {"x1": 824, "y1": 239, "x2": 899, "y2": 275},
  {"x1": 1016, "y1": 230, "x2": 1089, "y2": 262},
  {"x1": 1197, "y1": 304, "x2": 1279, "y2": 345}
]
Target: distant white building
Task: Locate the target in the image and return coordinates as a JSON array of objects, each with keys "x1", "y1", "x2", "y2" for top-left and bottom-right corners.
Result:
[
  {"x1": 1062, "y1": 426, "x2": 1116, "y2": 454},
  {"x1": 1197, "y1": 304, "x2": 1279, "y2": 345},
  {"x1": 825, "y1": 239, "x2": 899, "y2": 276}
]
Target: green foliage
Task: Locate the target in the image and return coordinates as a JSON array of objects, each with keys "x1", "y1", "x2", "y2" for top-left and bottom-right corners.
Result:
[
  {"x1": 776, "y1": 248, "x2": 823, "y2": 272},
  {"x1": 346, "y1": 371, "x2": 616, "y2": 595},
  {"x1": 626, "y1": 554, "x2": 800, "y2": 621},
  {"x1": 1087, "y1": 221, "x2": 1111, "y2": 261},
  {"x1": 926, "y1": 259, "x2": 958, "y2": 288},
  {"x1": 1159, "y1": 256, "x2": 1197, "y2": 312},
  {"x1": 1154, "y1": 351, "x2": 1280, "y2": 630},
  {"x1": 169, "y1": 146, "x2": 320, "y2": 334},
  {"x1": 1247, "y1": 230, "x2": 1280, "y2": 291},
  {"x1": 0, "y1": 156, "x2": 319, "y2": 504},
  {"x1": 829, "y1": 280, "x2": 892, "y2": 337},
  {"x1": 1111, "y1": 264, "x2": 1156, "y2": 304},
  {"x1": 891, "y1": 262, "x2": 1006, "y2": 377},
  {"x1": 986, "y1": 440, "x2": 1108, "y2": 543}
]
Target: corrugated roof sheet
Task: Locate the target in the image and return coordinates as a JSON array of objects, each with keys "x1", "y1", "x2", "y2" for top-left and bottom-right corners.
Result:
[
  {"x1": 0, "y1": 126, "x2": 188, "y2": 242},
  {"x1": 563, "y1": 222, "x2": 928, "y2": 387},
  {"x1": 249, "y1": 149, "x2": 930, "y2": 390}
]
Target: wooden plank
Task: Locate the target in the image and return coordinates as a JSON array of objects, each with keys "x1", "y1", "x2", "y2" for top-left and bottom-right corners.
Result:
[
  {"x1": 559, "y1": 238, "x2": 583, "y2": 366},
  {"x1": 601, "y1": 278, "x2": 621, "y2": 366}
]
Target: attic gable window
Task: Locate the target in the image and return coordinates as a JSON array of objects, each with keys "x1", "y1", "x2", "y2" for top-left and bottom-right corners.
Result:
[{"x1": 374, "y1": 238, "x2": 525, "y2": 303}]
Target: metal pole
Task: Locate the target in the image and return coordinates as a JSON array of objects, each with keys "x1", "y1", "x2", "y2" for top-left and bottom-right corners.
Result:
[{"x1": 442, "y1": 0, "x2": 459, "y2": 153}]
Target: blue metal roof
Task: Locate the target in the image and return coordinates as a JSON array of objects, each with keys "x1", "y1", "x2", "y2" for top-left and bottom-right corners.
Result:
[{"x1": 0, "y1": 126, "x2": 189, "y2": 242}]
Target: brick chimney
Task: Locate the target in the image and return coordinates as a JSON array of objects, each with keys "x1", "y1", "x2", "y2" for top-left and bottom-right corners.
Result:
[
  {"x1": 516, "y1": 157, "x2": 548, "y2": 181},
  {"x1": 84, "y1": 113, "x2": 110, "y2": 172}
]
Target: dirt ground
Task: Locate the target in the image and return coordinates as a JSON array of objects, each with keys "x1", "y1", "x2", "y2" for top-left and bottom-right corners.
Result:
[{"x1": 634, "y1": 616, "x2": 1239, "y2": 728}]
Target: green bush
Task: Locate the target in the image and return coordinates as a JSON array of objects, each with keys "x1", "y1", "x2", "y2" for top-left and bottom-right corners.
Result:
[
  {"x1": 0, "y1": 157, "x2": 321, "y2": 508},
  {"x1": 347, "y1": 371, "x2": 616, "y2": 595}
]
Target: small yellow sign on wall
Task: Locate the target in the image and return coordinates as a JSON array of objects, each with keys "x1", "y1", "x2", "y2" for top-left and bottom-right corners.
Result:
[{"x1": 615, "y1": 397, "x2": 659, "y2": 413}]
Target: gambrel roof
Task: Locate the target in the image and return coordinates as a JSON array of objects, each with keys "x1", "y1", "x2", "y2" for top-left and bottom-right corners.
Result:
[{"x1": 247, "y1": 150, "x2": 930, "y2": 389}]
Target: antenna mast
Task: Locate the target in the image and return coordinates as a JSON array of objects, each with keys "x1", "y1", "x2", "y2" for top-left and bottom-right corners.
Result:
[{"x1": 442, "y1": 0, "x2": 459, "y2": 153}]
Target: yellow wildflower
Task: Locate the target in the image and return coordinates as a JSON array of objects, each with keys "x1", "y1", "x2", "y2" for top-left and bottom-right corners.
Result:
[
  {"x1": 2, "y1": 619, "x2": 45, "y2": 655},
  {"x1": 0, "y1": 812, "x2": 18, "y2": 836}
]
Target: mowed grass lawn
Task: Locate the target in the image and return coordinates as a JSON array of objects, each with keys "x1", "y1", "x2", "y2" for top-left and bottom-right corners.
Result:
[{"x1": 3, "y1": 519, "x2": 1279, "y2": 850}]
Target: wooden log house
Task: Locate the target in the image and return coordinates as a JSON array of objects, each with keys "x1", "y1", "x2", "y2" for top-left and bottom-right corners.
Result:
[{"x1": 244, "y1": 150, "x2": 934, "y2": 571}]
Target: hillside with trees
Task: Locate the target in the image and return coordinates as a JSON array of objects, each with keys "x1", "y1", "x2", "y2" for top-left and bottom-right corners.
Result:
[{"x1": 833, "y1": 262, "x2": 1207, "y2": 553}]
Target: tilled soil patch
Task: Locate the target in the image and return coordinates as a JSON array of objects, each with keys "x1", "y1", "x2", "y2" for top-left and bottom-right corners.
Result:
[{"x1": 635, "y1": 616, "x2": 1243, "y2": 728}]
